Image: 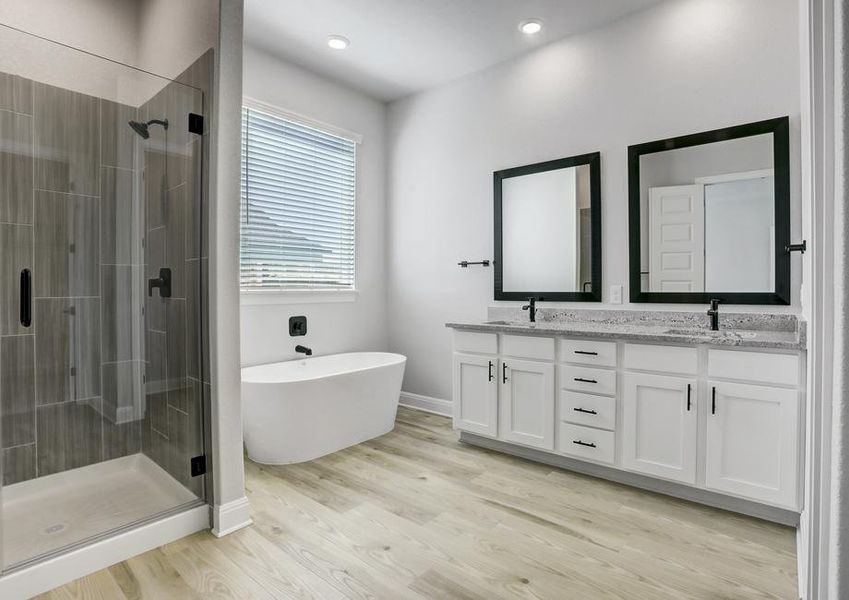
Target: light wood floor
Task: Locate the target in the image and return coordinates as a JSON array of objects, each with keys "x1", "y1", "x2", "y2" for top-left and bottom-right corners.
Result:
[{"x1": 39, "y1": 407, "x2": 797, "y2": 599}]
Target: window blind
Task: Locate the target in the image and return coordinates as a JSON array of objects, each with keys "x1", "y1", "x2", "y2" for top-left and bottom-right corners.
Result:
[{"x1": 240, "y1": 106, "x2": 356, "y2": 290}]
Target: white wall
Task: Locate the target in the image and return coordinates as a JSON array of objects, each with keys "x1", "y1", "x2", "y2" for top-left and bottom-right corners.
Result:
[
  {"x1": 386, "y1": 0, "x2": 802, "y2": 401},
  {"x1": 240, "y1": 45, "x2": 388, "y2": 366}
]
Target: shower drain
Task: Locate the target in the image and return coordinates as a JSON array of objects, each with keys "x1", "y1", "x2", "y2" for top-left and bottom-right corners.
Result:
[{"x1": 44, "y1": 523, "x2": 64, "y2": 535}]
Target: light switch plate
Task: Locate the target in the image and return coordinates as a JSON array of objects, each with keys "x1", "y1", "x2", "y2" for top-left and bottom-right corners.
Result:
[{"x1": 610, "y1": 285, "x2": 623, "y2": 304}]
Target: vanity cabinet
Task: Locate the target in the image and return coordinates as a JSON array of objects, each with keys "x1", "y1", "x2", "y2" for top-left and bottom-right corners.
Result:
[
  {"x1": 705, "y1": 381, "x2": 799, "y2": 507},
  {"x1": 451, "y1": 328, "x2": 805, "y2": 515},
  {"x1": 499, "y1": 359, "x2": 554, "y2": 450},
  {"x1": 452, "y1": 353, "x2": 498, "y2": 437},
  {"x1": 622, "y1": 373, "x2": 698, "y2": 484}
]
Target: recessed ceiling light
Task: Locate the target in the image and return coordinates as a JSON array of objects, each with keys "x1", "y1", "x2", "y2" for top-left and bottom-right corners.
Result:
[
  {"x1": 519, "y1": 19, "x2": 542, "y2": 35},
  {"x1": 327, "y1": 35, "x2": 350, "y2": 50}
]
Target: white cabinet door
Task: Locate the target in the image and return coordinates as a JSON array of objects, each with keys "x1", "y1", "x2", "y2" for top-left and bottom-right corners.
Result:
[
  {"x1": 452, "y1": 353, "x2": 498, "y2": 437},
  {"x1": 622, "y1": 372, "x2": 697, "y2": 484},
  {"x1": 500, "y1": 359, "x2": 554, "y2": 450},
  {"x1": 705, "y1": 381, "x2": 799, "y2": 508}
]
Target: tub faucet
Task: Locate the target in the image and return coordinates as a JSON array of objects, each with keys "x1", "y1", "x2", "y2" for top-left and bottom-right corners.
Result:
[
  {"x1": 522, "y1": 297, "x2": 537, "y2": 323},
  {"x1": 707, "y1": 299, "x2": 720, "y2": 331},
  {"x1": 295, "y1": 345, "x2": 312, "y2": 356}
]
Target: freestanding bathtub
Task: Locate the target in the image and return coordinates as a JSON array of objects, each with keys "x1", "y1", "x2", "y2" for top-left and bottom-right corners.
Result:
[{"x1": 241, "y1": 352, "x2": 407, "y2": 465}]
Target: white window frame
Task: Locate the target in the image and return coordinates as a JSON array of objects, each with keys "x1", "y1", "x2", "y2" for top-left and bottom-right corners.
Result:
[{"x1": 239, "y1": 97, "x2": 362, "y2": 306}]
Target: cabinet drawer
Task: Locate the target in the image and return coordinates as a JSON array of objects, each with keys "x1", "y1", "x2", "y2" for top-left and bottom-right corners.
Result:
[
  {"x1": 559, "y1": 423, "x2": 615, "y2": 464},
  {"x1": 624, "y1": 343, "x2": 697, "y2": 375},
  {"x1": 559, "y1": 365, "x2": 616, "y2": 396},
  {"x1": 559, "y1": 339, "x2": 617, "y2": 367},
  {"x1": 708, "y1": 349, "x2": 799, "y2": 387},
  {"x1": 560, "y1": 391, "x2": 616, "y2": 431},
  {"x1": 454, "y1": 331, "x2": 497, "y2": 355},
  {"x1": 502, "y1": 335, "x2": 555, "y2": 361}
]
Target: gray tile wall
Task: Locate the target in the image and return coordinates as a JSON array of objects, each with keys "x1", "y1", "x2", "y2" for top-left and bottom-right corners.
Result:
[{"x1": 0, "y1": 53, "x2": 211, "y2": 497}]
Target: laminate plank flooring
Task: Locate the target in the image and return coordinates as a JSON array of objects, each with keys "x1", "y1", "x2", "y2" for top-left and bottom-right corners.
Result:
[{"x1": 39, "y1": 407, "x2": 797, "y2": 599}]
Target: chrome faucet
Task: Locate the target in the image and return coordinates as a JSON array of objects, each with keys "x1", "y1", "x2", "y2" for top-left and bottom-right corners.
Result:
[
  {"x1": 522, "y1": 297, "x2": 537, "y2": 323},
  {"x1": 295, "y1": 345, "x2": 312, "y2": 356},
  {"x1": 707, "y1": 299, "x2": 720, "y2": 331}
]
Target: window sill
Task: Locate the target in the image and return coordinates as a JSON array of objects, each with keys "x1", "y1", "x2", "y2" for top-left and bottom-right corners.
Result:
[{"x1": 240, "y1": 289, "x2": 359, "y2": 306}]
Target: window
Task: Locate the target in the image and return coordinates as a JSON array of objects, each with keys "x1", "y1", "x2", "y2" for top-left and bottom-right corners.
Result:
[{"x1": 240, "y1": 105, "x2": 356, "y2": 291}]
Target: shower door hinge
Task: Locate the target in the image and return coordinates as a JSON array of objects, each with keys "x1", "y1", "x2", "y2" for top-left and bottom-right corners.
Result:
[
  {"x1": 188, "y1": 113, "x2": 204, "y2": 135},
  {"x1": 190, "y1": 455, "x2": 207, "y2": 477}
]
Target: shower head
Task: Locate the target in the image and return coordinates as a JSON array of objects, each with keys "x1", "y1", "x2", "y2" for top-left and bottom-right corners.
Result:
[{"x1": 127, "y1": 118, "x2": 169, "y2": 139}]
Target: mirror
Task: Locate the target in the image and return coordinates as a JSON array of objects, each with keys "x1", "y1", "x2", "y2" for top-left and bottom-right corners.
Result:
[
  {"x1": 494, "y1": 153, "x2": 601, "y2": 301},
  {"x1": 628, "y1": 117, "x2": 791, "y2": 305}
]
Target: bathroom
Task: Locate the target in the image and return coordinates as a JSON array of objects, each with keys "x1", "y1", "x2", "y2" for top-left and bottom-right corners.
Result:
[{"x1": 0, "y1": 0, "x2": 846, "y2": 598}]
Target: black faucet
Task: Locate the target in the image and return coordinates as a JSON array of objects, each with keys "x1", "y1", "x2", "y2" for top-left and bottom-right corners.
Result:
[
  {"x1": 707, "y1": 299, "x2": 720, "y2": 331},
  {"x1": 522, "y1": 297, "x2": 537, "y2": 323},
  {"x1": 295, "y1": 345, "x2": 312, "y2": 356}
]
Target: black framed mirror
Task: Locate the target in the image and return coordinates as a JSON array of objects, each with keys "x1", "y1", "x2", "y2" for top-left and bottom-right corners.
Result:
[
  {"x1": 628, "y1": 117, "x2": 791, "y2": 305},
  {"x1": 494, "y1": 152, "x2": 602, "y2": 302}
]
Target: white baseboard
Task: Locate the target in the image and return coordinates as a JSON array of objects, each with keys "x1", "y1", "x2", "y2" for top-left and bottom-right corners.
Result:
[
  {"x1": 399, "y1": 391, "x2": 452, "y2": 417},
  {"x1": 0, "y1": 504, "x2": 209, "y2": 599},
  {"x1": 211, "y1": 496, "x2": 252, "y2": 537}
]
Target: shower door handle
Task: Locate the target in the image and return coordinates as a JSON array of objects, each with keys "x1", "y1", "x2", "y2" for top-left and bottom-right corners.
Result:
[
  {"x1": 20, "y1": 269, "x2": 31, "y2": 327},
  {"x1": 148, "y1": 267, "x2": 172, "y2": 298}
]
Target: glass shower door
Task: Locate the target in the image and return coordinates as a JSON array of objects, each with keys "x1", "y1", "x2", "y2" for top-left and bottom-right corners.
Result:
[{"x1": 0, "y1": 24, "x2": 209, "y2": 571}]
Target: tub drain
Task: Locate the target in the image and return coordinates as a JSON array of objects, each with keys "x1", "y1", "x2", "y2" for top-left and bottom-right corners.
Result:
[{"x1": 44, "y1": 523, "x2": 64, "y2": 534}]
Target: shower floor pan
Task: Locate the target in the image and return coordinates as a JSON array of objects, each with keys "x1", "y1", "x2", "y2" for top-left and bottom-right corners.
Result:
[{"x1": 2, "y1": 454, "x2": 198, "y2": 569}]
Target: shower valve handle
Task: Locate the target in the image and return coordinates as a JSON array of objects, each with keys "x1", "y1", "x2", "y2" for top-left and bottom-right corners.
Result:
[{"x1": 148, "y1": 267, "x2": 172, "y2": 298}]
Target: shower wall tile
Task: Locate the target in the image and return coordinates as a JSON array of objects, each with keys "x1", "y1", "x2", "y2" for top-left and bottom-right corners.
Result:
[
  {"x1": 143, "y1": 424, "x2": 169, "y2": 471},
  {"x1": 186, "y1": 138, "x2": 203, "y2": 260},
  {"x1": 102, "y1": 360, "x2": 141, "y2": 423},
  {"x1": 186, "y1": 260, "x2": 200, "y2": 380},
  {"x1": 0, "y1": 72, "x2": 33, "y2": 114},
  {"x1": 167, "y1": 390, "x2": 203, "y2": 496},
  {"x1": 148, "y1": 391, "x2": 169, "y2": 437},
  {"x1": 101, "y1": 167, "x2": 136, "y2": 265},
  {"x1": 166, "y1": 299, "x2": 187, "y2": 407},
  {"x1": 3, "y1": 443, "x2": 36, "y2": 485},
  {"x1": 34, "y1": 191, "x2": 100, "y2": 297},
  {"x1": 165, "y1": 185, "x2": 186, "y2": 299},
  {"x1": 0, "y1": 224, "x2": 32, "y2": 335},
  {"x1": 144, "y1": 149, "x2": 167, "y2": 229},
  {"x1": 34, "y1": 298, "x2": 101, "y2": 405},
  {"x1": 33, "y1": 82, "x2": 100, "y2": 196},
  {"x1": 36, "y1": 399, "x2": 103, "y2": 476},
  {"x1": 146, "y1": 330, "x2": 166, "y2": 389},
  {"x1": 1, "y1": 335, "x2": 35, "y2": 448},
  {"x1": 0, "y1": 109, "x2": 33, "y2": 224},
  {"x1": 103, "y1": 418, "x2": 141, "y2": 461},
  {"x1": 100, "y1": 100, "x2": 136, "y2": 170},
  {"x1": 101, "y1": 265, "x2": 138, "y2": 362}
]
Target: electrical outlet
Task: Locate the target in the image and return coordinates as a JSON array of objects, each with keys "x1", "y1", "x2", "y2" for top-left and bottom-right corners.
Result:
[{"x1": 610, "y1": 285, "x2": 623, "y2": 304}]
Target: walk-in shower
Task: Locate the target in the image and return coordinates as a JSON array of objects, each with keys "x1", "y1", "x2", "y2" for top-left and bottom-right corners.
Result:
[{"x1": 0, "y1": 24, "x2": 211, "y2": 573}]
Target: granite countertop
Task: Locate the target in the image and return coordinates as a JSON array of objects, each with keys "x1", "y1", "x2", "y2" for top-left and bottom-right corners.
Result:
[{"x1": 446, "y1": 309, "x2": 806, "y2": 351}]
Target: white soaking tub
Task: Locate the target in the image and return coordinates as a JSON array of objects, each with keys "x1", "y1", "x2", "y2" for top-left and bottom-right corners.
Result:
[{"x1": 241, "y1": 352, "x2": 407, "y2": 464}]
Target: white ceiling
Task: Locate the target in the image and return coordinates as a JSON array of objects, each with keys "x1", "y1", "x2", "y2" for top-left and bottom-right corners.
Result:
[{"x1": 244, "y1": 0, "x2": 664, "y2": 102}]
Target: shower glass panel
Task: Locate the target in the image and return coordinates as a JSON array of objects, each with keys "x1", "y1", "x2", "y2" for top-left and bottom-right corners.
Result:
[{"x1": 0, "y1": 24, "x2": 208, "y2": 571}]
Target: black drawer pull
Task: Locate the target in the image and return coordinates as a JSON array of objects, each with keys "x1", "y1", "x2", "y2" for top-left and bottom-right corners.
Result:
[
  {"x1": 20, "y1": 269, "x2": 31, "y2": 328},
  {"x1": 573, "y1": 377, "x2": 597, "y2": 384},
  {"x1": 572, "y1": 440, "x2": 596, "y2": 448},
  {"x1": 502, "y1": 362, "x2": 508, "y2": 384},
  {"x1": 574, "y1": 350, "x2": 598, "y2": 356},
  {"x1": 488, "y1": 360, "x2": 493, "y2": 382},
  {"x1": 573, "y1": 407, "x2": 597, "y2": 415},
  {"x1": 711, "y1": 386, "x2": 716, "y2": 415},
  {"x1": 686, "y1": 383, "x2": 691, "y2": 411}
]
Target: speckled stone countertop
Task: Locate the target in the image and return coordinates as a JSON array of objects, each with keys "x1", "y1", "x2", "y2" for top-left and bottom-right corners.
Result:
[{"x1": 446, "y1": 308, "x2": 806, "y2": 351}]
